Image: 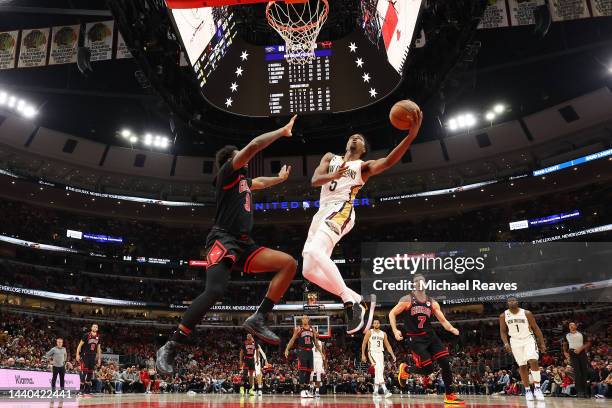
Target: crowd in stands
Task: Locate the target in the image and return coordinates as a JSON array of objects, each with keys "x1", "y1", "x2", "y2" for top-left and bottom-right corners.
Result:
[{"x1": 1, "y1": 303, "x2": 609, "y2": 398}]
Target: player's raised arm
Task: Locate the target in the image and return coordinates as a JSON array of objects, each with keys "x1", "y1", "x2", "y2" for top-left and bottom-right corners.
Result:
[
  {"x1": 239, "y1": 348, "x2": 244, "y2": 369},
  {"x1": 525, "y1": 310, "x2": 546, "y2": 353},
  {"x1": 361, "y1": 329, "x2": 372, "y2": 363},
  {"x1": 389, "y1": 296, "x2": 411, "y2": 341},
  {"x1": 499, "y1": 312, "x2": 511, "y2": 353},
  {"x1": 284, "y1": 327, "x2": 300, "y2": 358},
  {"x1": 251, "y1": 165, "x2": 291, "y2": 190},
  {"x1": 232, "y1": 115, "x2": 297, "y2": 170},
  {"x1": 361, "y1": 109, "x2": 423, "y2": 180},
  {"x1": 383, "y1": 332, "x2": 397, "y2": 362},
  {"x1": 311, "y1": 152, "x2": 349, "y2": 187},
  {"x1": 432, "y1": 300, "x2": 459, "y2": 336}
]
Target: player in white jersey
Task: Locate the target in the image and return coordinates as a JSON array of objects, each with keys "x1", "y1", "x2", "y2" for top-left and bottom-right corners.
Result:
[
  {"x1": 311, "y1": 336, "x2": 326, "y2": 397},
  {"x1": 361, "y1": 319, "x2": 396, "y2": 398},
  {"x1": 302, "y1": 109, "x2": 423, "y2": 334},
  {"x1": 253, "y1": 343, "x2": 267, "y2": 396},
  {"x1": 499, "y1": 296, "x2": 546, "y2": 402}
]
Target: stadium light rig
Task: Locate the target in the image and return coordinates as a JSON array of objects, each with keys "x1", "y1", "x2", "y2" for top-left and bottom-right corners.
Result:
[
  {"x1": 448, "y1": 103, "x2": 508, "y2": 132},
  {"x1": 0, "y1": 91, "x2": 38, "y2": 119},
  {"x1": 118, "y1": 129, "x2": 170, "y2": 150}
]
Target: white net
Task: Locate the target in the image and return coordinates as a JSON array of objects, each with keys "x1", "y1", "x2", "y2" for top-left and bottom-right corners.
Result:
[{"x1": 266, "y1": 0, "x2": 329, "y2": 65}]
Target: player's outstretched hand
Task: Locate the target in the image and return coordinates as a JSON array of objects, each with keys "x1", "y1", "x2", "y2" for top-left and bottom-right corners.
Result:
[
  {"x1": 407, "y1": 109, "x2": 423, "y2": 137},
  {"x1": 392, "y1": 355, "x2": 397, "y2": 363},
  {"x1": 282, "y1": 115, "x2": 298, "y2": 137},
  {"x1": 539, "y1": 343, "x2": 547, "y2": 354},
  {"x1": 450, "y1": 328, "x2": 460, "y2": 336},
  {"x1": 331, "y1": 162, "x2": 350, "y2": 180},
  {"x1": 278, "y1": 164, "x2": 291, "y2": 180},
  {"x1": 393, "y1": 329, "x2": 403, "y2": 341},
  {"x1": 361, "y1": 354, "x2": 367, "y2": 363},
  {"x1": 284, "y1": 349, "x2": 289, "y2": 359},
  {"x1": 504, "y1": 343, "x2": 512, "y2": 353},
  {"x1": 76, "y1": 355, "x2": 80, "y2": 362}
]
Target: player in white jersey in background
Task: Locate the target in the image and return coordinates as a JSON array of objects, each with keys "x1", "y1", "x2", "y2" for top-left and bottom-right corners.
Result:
[
  {"x1": 499, "y1": 296, "x2": 547, "y2": 402},
  {"x1": 361, "y1": 319, "x2": 396, "y2": 398},
  {"x1": 253, "y1": 343, "x2": 268, "y2": 396},
  {"x1": 302, "y1": 109, "x2": 423, "y2": 334},
  {"x1": 311, "y1": 335, "x2": 326, "y2": 398}
]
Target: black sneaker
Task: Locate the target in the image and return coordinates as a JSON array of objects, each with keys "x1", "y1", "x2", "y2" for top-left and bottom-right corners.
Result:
[
  {"x1": 243, "y1": 313, "x2": 280, "y2": 345},
  {"x1": 345, "y1": 301, "x2": 366, "y2": 335},
  {"x1": 156, "y1": 340, "x2": 181, "y2": 374},
  {"x1": 345, "y1": 294, "x2": 377, "y2": 335}
]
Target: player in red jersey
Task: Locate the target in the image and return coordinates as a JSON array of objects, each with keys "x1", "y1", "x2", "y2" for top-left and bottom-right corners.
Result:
[
  {"x1": 157, "y1": 116, "x2": 299, "y2": 374},
  {"x1": 75, "y1": 323, "x2": 101, "y2": 394},
  {"x1": 389, "y1": 274, "x2": 464, "y2": 405},
  {"x1": 239, "y1": 334, "x2": 258, "y2": 396},
  {"x1": 285, "y1": 315, "x2": 324, "y2": 398}
]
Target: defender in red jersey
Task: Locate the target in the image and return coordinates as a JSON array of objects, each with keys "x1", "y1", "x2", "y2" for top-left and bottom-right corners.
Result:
[
  {"x1": 157, "y1": 116, "x2": 299, "y2": 375},
  {"x1": 285, "y1": 315, "x2": 324, "y2": 398},
  {"x1": 389, "y1": 274, "x2": 464, "y2": 405},
  {"x1": 75, "y1": 323, "x2": 101, "y2": 394}
]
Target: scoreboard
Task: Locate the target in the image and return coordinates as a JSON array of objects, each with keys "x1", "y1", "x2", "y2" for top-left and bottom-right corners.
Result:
[
  {"x1": 168, "y1": 1, "x2": 424, "y2": 117},
  {"x1": 197, "y1": 33, "x2": 401, "y2": 117},
  {"x1": 266, "y1": 45, "x2": 332, "y2": 114}
]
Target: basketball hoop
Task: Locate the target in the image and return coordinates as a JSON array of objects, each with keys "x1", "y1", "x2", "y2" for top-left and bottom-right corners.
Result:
[{"x1": 266, "y1": 0, "x2": 329, "y2": 65}]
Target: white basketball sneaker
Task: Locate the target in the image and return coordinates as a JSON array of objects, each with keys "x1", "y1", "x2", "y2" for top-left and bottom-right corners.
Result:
[
  {"x1": 534, "y1": 387, "x2": 545, "y2": 401},
  {"x1": 525, "y1": 390, "x2": 534, "y2": 401},
  {"x1": 384, "y1": 390, "x2": 393, "y2": 398}
]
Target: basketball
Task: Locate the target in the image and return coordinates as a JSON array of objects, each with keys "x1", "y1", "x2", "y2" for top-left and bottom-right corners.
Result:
[{"x1": 389, "y1": 100, "x2": 420, "y2": 130}]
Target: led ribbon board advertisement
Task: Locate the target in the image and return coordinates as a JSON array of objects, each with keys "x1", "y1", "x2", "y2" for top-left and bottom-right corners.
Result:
[{"x1": 509, "y1": 210, "x2": 581, "y2": 230}]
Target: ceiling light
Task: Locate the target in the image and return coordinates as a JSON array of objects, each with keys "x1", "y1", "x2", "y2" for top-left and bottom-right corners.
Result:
[
  {"x1": 7, "y1": 96, "x2": 16, "y2": 108},
  {"x1": 0, "y1": 92, "x2": 6, "y2": 104},
  {"x1": 448, "y1": 119, "x2": 458, "y2": 131},
  {"x1": 485, "y1": 111, "x2": 495, "y2": 121},
  {"x1": 121, "y1": 129, "x2": 131, "y2": 138},
  {"x1": 493, "y1": 104, "x2": 505, "y2": 114},
  {"x1": 129, "y1": 136, "x2": 138, "y2": 144},
  {"x1": 22, "y1": 106, "x2": 37, "y2": 118}
]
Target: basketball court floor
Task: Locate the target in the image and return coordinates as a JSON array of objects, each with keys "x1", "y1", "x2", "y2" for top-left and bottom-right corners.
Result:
[{"x1": 1, "y1": 394, "x2": 604, "y2": 408}]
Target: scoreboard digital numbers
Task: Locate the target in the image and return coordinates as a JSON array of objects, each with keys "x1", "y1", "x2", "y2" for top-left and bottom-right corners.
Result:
[{"x1": 265, "y1": 44, "x2": 332, "y2": 115}]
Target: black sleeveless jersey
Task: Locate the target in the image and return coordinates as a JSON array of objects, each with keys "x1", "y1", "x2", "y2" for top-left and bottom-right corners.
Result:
[
  {"x1": 243, "y1": 341, "x2": 256, "y2": 359},
  {"x1": 297, "y1": 326, "x2": 315, "y2": 349},
  {"x1": 213, "y1": 161, "x2": 253, "y2": 235},
  {"x1": 401, "y1": 293, "x2": 435, "y2": 336},
  {"x1": 81, "y1": 331, "x2": 100, "y2": 356}
]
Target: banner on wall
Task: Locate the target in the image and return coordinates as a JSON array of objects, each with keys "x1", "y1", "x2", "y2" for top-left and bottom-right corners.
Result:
[
  {"x1": 85, "y1": 20, "x2": 114, "y2": 61},
  {"x1": 0, "y1": 31, "x2": 18, "y2": 70},
  {"x1": 508, "y1": 0, "x2": 546, "y2": 26},
  {"x1": 550, "y1": 0, "x2": 591, "y2": 21},
  {"x1": 478, "y1": 0, "x2": 510, "y2": 29},
  {"x1": 49, "y1": 25, "x2": 79, "y2": 65},
  {"x1": 115, "y1": 32, "x2": 133, "y2": 59},
  {"x1": 18, "y1": 28, "x2": 49, "y2": 68},
  {"x1": 590, "y1": 0, "x2": 612, "y2": 15}
]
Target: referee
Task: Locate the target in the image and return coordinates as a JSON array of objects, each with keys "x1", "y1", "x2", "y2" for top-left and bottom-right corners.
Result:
[
  {"x1": 563, "y1": 322, "x2": 591, "y2": 398},
  {"x1": 44, "y1": 337, "x2": 68, "y2": 391}
]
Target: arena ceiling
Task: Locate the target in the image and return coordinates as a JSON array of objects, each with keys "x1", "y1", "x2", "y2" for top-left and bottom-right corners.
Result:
[{"x1": 0, "y1": 0, "x2": 611, "y2": 157}]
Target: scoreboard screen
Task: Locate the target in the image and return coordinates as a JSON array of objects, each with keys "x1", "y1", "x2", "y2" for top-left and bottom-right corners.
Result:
[
  {"x1": 169, "y1": 0, "x2": 422, "y2": 117},
  {"x1": 199, "y1": 33, "x2": 401, "y2": 117}
]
